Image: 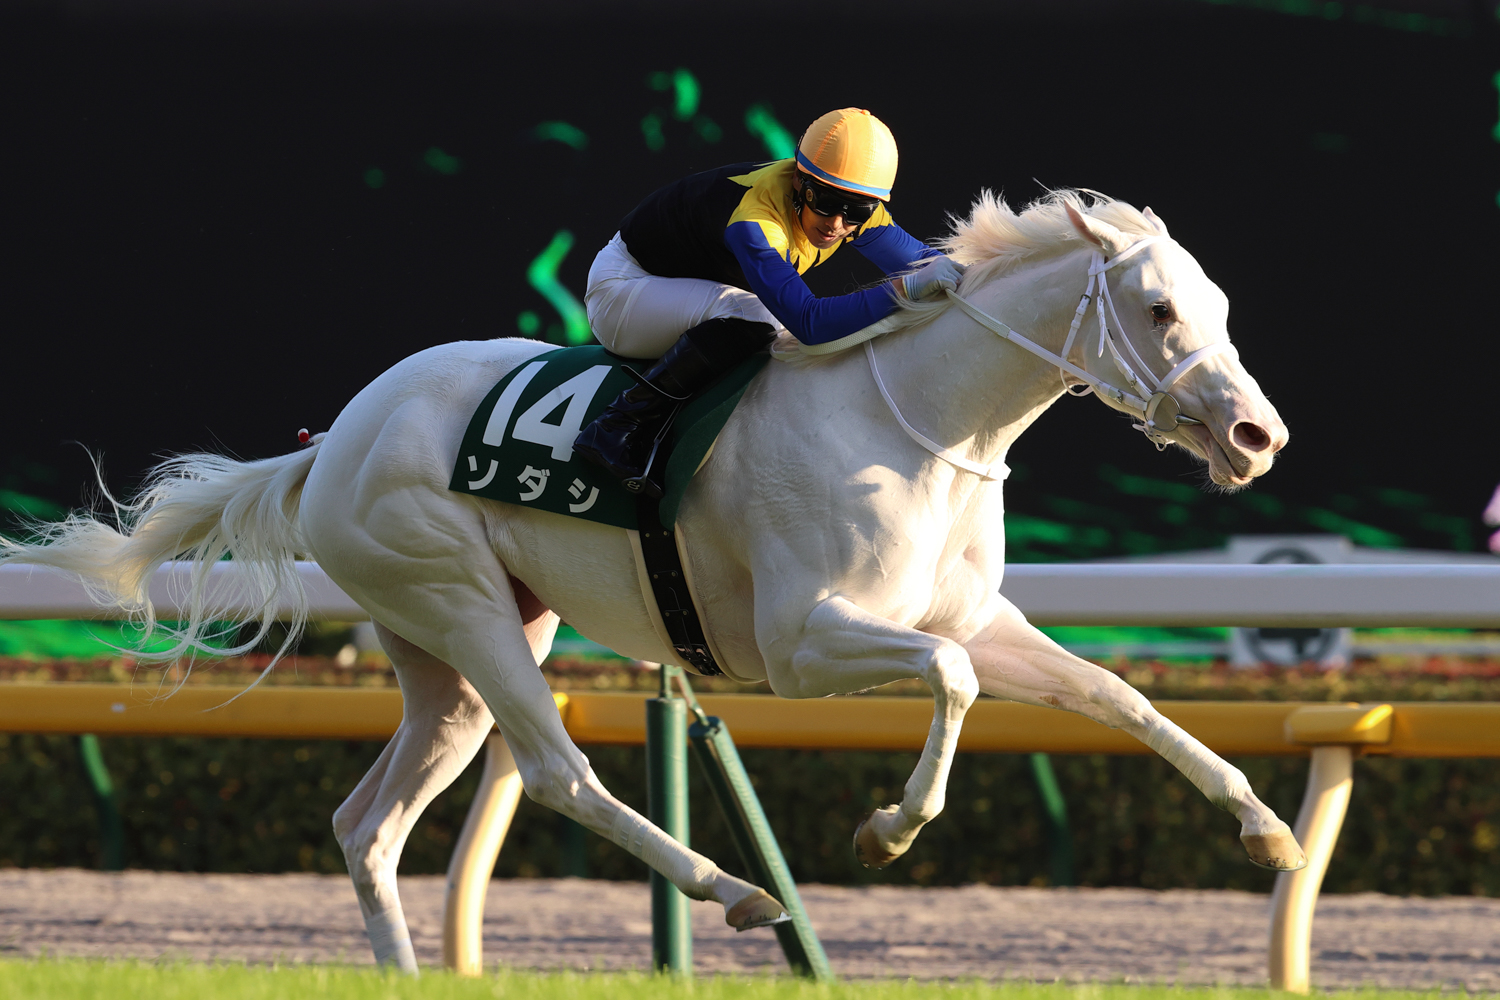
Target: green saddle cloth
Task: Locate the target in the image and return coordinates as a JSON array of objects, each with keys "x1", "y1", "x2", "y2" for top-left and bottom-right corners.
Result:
[{"x1": 449, "y1": 346, "x2": 768, "y2": 529}]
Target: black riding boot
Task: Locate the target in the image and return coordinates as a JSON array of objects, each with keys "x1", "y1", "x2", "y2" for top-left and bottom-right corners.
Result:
[{"x1": 574, "y1": 317, "x2": 775, "y2": 496}]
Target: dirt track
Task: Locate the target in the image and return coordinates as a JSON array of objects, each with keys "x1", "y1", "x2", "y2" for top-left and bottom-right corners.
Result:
[{"x1": 3, "y1": 870, "x2": 1498, "y2": 990}]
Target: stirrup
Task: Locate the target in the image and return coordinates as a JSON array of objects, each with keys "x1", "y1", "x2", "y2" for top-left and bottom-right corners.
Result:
[{"x1": 621, "y1": 403, "x2": 682, "y2": 498}]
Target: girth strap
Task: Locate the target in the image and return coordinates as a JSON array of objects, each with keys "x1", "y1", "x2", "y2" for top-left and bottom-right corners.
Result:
[{"x1": 636, "y1": 497, "x2": 722, "y2": 676}]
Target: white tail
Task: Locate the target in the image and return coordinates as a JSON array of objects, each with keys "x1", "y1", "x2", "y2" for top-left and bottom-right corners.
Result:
[{"x1": 0, "y1": 443, "x2": 324, "y2": 680}]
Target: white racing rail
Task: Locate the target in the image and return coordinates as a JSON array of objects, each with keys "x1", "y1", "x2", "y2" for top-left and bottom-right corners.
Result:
[
  {"x1": 0, "y1": 561, "x2": 368, "y2": 621},
  {"x1": 3, "y1": 560, "x2": 1499, "y2": 626},
  {"x1": 1003, "y1": 562, "x2": 1500, "y2": 627}
]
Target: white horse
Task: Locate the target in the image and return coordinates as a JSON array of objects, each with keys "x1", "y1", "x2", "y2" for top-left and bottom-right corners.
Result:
[{"x1": 4, "y1": 190, "x2": 1303, "y2": 972}]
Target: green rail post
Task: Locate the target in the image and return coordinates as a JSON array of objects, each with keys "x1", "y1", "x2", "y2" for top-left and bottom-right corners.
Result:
[
  {"x1": 75, "y1": 734, "x2": 124, "y2": 871},
  {"x1": 1029, "y1": 752, "x2": 1075, "y2": 887},
  {"x1": 560, "y1": 815, "x2": 588, "y2": 878},
  {"x1": 677, "y1": 679, "x2": 831, "y2": 981},
  {"x1": 646, "y1": 665, "x2": 692, "y2": 975}
]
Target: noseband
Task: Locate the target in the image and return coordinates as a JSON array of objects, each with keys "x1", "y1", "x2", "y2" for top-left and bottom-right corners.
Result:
[{"x1": 943, "y1": 235, "x2": 1236, "y2": 450}]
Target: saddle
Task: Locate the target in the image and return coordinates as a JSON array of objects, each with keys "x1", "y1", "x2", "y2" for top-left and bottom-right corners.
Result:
[{"x1": 449, "y1": 346, "x2": 769, "y2": 677}]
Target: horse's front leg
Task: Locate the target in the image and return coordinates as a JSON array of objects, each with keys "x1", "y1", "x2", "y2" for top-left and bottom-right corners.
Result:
[
  {"x1": 964, "y1": 595, "x2": 1306, "y2": 871},
  {"x1": 764, "y1": 596, "x2": 980, "y2": 868}
]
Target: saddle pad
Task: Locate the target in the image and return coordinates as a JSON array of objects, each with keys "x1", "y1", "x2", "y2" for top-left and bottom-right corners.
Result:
[{"x1": 449, "y1": 345, "x2": 768, "y2": 529}]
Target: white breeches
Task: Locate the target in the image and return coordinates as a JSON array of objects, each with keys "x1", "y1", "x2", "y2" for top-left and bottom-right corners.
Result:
[{"x1": 584, "y1": 233, "x2": 782, "y2": 359}]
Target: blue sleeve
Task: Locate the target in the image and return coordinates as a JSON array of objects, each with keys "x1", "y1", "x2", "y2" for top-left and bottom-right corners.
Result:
[
  {"x1": 852, "y1": 220, "x2": 944, "y2": 276},
  {"x1": 724, "y1": 221, "x2": 898, "y2": 346}
]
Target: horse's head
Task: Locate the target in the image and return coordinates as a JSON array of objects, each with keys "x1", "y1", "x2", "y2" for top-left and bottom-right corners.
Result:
[{"x1": 1064, "y1": 203, "x2": 1287, "y2": 489}]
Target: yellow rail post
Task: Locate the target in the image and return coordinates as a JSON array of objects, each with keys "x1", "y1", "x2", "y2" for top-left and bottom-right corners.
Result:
[
  {"x1": 1268, "y1": 704, "x2": 1393, "y2": 993},
  {"x1": 443, "y1": 733, "x2": 525, "y2": 976},
  {"x1": 439, "y1": 694, "x2": 569, "y2": 974}
]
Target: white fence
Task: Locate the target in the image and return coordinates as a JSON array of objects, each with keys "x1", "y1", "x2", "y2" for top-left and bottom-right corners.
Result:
[{"x1": 3, "y1": 561, "x2": 1498, "y2": 626}]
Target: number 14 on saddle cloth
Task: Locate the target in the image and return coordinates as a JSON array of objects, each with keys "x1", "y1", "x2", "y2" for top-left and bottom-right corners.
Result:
[{"x1": 449, "y1": 345, "x2": 768, "y2": 530}]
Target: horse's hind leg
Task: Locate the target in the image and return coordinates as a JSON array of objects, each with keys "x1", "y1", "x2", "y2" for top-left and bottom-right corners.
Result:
[
  {"x1": 963, "y1": 596, "x2": 1306, "y2": 871},
  {"x1": 332, "y1": 623, "x2": 501, "y2": 972},
  {"x1": 320, "y1": 490, "x2": 785, "y2": 931}
]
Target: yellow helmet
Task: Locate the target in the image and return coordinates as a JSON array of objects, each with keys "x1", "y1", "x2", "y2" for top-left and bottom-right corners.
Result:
[{"x1": 796, "y1": 108, "x2": 898, "y2": 202}]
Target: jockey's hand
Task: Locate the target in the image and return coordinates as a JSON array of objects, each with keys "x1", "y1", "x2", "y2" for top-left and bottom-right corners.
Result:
[{"x1": 899, "y1": 256, "x2": 967, "y2": 301}]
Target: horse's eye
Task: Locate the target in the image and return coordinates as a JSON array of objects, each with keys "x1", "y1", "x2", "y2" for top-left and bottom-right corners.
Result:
[{"x1": 1150, "y1": 303, "x2": 1172, "y2": 321}]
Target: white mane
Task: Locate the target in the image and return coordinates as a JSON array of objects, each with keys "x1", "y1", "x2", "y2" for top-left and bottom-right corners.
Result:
[
  {"x1": 945, "y1": 188, "x2": 1155, "y2": 278},
  {"x1": 773, "y1": 188, "x2": 1159, "y2": 362},
  {"x1": 895, "y1": 188, "x2": 1158, "y2": 332}
]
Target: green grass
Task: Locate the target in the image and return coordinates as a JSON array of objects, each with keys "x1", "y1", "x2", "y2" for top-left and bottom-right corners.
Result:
[{"x1": 0, "y1": 961, "x2": 1478, "y2": 1000}]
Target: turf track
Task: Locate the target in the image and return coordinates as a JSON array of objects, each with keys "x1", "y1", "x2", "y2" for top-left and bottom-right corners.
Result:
[{"x1": 0, "y1": 961, "x2": 1471, "y2": 1000}]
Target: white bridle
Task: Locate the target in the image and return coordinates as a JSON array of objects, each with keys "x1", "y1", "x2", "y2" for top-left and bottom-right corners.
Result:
[{"x1": 868, "y1": 235, "x2": 1237, "y2": 480}]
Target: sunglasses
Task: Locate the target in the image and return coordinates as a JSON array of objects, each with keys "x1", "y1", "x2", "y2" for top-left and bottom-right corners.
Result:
[{"x1": 800, "y1": 178, "x2": 879, "y2": 226}]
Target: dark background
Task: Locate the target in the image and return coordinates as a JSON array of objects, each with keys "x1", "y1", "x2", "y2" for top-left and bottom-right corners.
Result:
[
  {"x1": 3, "y1": 0, "x2": 1500, "y2": 895},
  {"x1": 4, "y1": 0, "x2": 1498, "y2": 555}
]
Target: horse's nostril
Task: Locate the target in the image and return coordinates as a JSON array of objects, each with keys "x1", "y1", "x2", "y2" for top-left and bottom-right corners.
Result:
[{"x1": 1232, "y1": 422, "x2": 1272, "y2": 452}]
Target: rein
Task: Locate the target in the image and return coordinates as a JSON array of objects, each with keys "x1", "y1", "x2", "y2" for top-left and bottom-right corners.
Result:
[
  {"x1": 869, "y1": 236, "x2": 1236, "y2": 478},
  {"x1": 865, "y1": 339, "x2": 1008, "y2": 481}
]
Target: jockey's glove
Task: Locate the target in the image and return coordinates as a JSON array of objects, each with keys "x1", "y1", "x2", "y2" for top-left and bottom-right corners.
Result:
[{"x1": 899, "y1": 256, "x2": 968, "y2": 301}]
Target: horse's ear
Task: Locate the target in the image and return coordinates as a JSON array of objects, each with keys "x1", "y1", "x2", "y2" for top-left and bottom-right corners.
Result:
[
  {"x1": 1065, "y1": 202, "x2": 1130, "y2": 256},
  {"x1": 1143, "y1": 206, "x2": 1169, "y2": 237}
]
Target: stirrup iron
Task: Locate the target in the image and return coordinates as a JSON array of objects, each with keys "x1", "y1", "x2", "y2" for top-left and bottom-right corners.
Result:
[{"x1": 621, "y1": 404, "x2": 682, "y2": 497}]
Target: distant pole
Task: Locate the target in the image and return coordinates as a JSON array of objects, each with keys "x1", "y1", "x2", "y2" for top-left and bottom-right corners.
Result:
[
  {"x1": 1029, "y1": 752, "x2": 1074, "y2": 887},
  {"x1": 646, "y1": 664, "x2": 692, "y2": 974},
  {"x1": 75, "y1": 734, "x2": 124, "y2": 871},
  {"x1": 560, "y1": 816, "x2": 588, "y2": 878}
]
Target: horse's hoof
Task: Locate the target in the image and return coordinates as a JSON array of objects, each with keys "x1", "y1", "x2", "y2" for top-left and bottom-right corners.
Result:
[
  {"x1": 725, "y1": 889, "x2": 789, "y2": 932},
  {"x1": 1242, "y1": 829, "x2": 1308, "y2": 871},
  {"x1": 853, "y1": 808, "x2": 903, "y2": 869}
]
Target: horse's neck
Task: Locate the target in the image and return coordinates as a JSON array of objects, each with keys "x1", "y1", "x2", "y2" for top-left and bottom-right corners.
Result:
[{"x1": 876, "y1": 251, "x2": 1090, "y2": 467}]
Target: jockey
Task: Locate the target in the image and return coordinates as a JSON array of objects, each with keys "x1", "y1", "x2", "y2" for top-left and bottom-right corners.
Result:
[{"x1": 573, "y1": 107, "x2": 965, "y2": 495}]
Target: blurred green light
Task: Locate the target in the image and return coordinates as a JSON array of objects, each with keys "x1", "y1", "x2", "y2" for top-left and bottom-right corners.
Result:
[
  {"x1": 1492, "y1": 72, "x2": 1500, "y2": 142},
  {"x1": 1158, "y1": 505, "x2": 1191, "y2": 526},
  {"x1": 1310, "y1": 132, "x2": 1349, "y2": 153},
  {"x1": 648, "y1": 71, "x2": 671, "y2": 91},
  {"x1": 694, "y1": 115, "x2": 723, "y2": 144},
  {"x1": 424, "y1": 147, "x2": 461, "y2": 175},
  {"x1": 745, "y1": 104, "x2": 795, "y2": 159},
  {"x1": 533, "y1": 121, "x2": 589, "y2": 151},
  {"x1": 1183, "y1": 0, "x2": 1466, "y2": 34},
  {"x1": 0, "y1": 487, "x2": 65, "y2": 521},
  {"x1": 526, "y1": 231, "x2": 592, "y2": 346},
  {"x1": 641, "y1": 113, "x2": 666, "y2": 152},
  {"x1": 363, "y1": 168, "x2": 386, "y2": 189},
  {"x1": 1097, "y1": 464, "x2": 1200, "y2": 504},
  {"x1": 517, "y1": 311, "x2": 541, "y2": 336},
  {"x1": 672, "y1": 68, "x2": 699, "y2": 120},
  {"x1": 1302, "y1": 507, "x2": 1403, "y2": 548}
]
